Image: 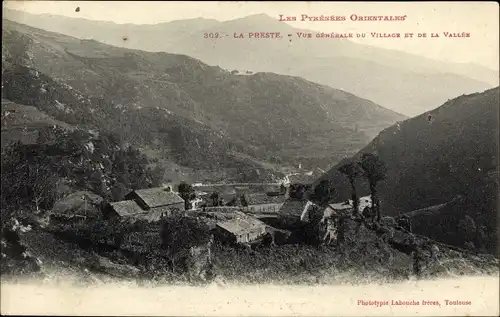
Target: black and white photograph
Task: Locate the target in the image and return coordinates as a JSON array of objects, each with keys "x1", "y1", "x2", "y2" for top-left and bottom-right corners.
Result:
[{"x1": 1, "y1": 1, "x2": 499, "y2": 315}]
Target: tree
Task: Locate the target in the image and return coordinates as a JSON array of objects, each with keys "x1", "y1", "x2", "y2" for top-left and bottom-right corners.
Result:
[
  {"x1": 311, "y1": 180, "x2": 334, "y2": 206},
  {"x1": 359, "y1": 153, "x2": 387, "y2": 222},
  {"x1": 210, "y1": 192, "x2": 221, "y2": 207},
  {"x1": 240, "y1": 194, "x2": 249, "y2": 207},
  {"x1": 458, "y1": 215, "x2": 477, "y2": 246},
  {"x1": 148, "y1": 165, "x2": 165, "y2": 187},
  {"x1": 29, "y1": 164, "x2": 59, "y2": 213},
  {"x1": 89, "y1": 170, "x2": 106, "y2": 196},
  {"x1": 178, "y1": 182, "x2": 196, "y2": 210},
  {"x1": 226, "y1": 196, "x2": 238, "y2": 206},
  {"x1": 338, "y1": 160, "x2": 363, "y2": 217},
  {"x1": 111, "y1": 183, "x2": 128, "y2": 201},
  {"x1": 160, "y1": 216, "x2": 211, "y2": 272},
  {"x1": 280, "y1": 183, "x2": 287, "y2": 194},
  {"x1": 1, "y1": 143, "x2": 58, "y2": 214},
  {"x1": 289, "y1": 184, "x2": 306, "y2": 199}
]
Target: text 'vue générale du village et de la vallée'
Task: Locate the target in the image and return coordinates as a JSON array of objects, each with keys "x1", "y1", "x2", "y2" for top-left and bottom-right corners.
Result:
[{"x1": 357, "y1": 299, "x2": 473, "y2": 308}]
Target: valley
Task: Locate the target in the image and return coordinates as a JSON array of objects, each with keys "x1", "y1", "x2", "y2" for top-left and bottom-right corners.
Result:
[
  {"x1": 4, "y1": 8, "x2": 497, "y2": 116},
  {"x1": 1, "y1": 6, "x2": 498, "y2": 298}
]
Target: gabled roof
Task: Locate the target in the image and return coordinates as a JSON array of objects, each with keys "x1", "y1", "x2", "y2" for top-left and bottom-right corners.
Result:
[
  {"x1": 132, "y1": 187, "x2": 185, "y2": 208},
  {"x1": 109, "y1": 200, "x2": 145, "y2": 217},
  {"x1": 216, "y1": 216, "x2": 266, "y2": 235},
  {"x1": 278, "y1": 199, "x2": 314, "y2": 218},
  {"x1": 246, "y1": 193, "x2": 287, "y2": 205}
]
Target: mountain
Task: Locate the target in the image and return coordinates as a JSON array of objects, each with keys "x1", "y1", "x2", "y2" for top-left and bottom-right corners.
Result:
[
  {"x1": 316, "y1": 87, "x2": 499, "y2": 254},
  {"x1": 2, "y1": 20, "x2": 405, "y2": 182},
  {"x1": 1, "y1": 99, "x2": 76, "y2": 148},
  {"x1": 4, "y1": 9, "x2": 497, "y2": 117}
]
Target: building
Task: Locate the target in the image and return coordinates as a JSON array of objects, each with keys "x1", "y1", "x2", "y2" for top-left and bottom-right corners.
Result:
[
  {"x1": 325, "y1": 201, "x2": 354, "y2": 215},
  {"x1": 323, "y1": 195, "x2": 373, "y2": 216},
  {"x1": 105, "y1": 200, "x2": 151, "y2": 220},
  {"x1": 309, "y1": 195, "x2": 373, "y2": 245},
  {"x1": 288, "y1": 173, "x2": 316, "y2": 186},
  {"x1": 189, "y1": 197, "x2": 205, "y2": 210},
  {"x1": 125, "y1": 187, "x2": 185, "y2": 216},
  {"x1": 104, "y1": 187, "x2": 185, "y2": 221},
  {"x1": 50, "y1": 191, "x2": 104, "y2": 223},
  {"x1": 213, "y1": 216, "x2": 267, "y2": 244},
  {"x1": 278, "y1": 198, "x2": 317, "y2": 222},
  {"x1": 242, "y1": 193, "x2": 287, "y2": 213}
]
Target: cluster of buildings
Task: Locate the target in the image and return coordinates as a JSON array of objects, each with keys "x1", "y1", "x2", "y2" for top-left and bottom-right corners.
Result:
[{"x1": 49, "y1": 179, "x2": 372, "y2": 247}]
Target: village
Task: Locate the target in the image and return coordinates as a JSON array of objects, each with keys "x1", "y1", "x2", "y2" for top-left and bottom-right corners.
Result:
[
  {"x1": 41, "y1": 168, "x2": 390, "y2": 279},
  {"x1": 49, "y1": 170, "x2": 362, "y2": 245},
  {"x1": 14, "y1": 155, "x2": 487, "y2": 284}
]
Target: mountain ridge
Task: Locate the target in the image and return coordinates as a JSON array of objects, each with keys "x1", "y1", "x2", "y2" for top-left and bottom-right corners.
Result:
[
  {"x1": 2, "y1": 19, "x2": 405, "y2": 181},
  {"x1": 3, "y1": 8, "x2": 496, "y2": 116}
]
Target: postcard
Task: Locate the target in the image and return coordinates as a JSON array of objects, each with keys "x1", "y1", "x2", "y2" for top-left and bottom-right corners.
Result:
[{"x1": 1, "y1": 1, "x2": 499, "y2": 316}]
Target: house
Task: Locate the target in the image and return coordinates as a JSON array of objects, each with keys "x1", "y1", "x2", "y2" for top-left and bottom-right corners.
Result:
[
  {"x1": 105, "y1": 200, "x2": 151, "y2": 220},
  {"x1": 242, "y1": 193, "x2": 287, "y2": 213},
  {"x1": 125, "y1": 187, "x2": 185, "y2": 216},
  {"x1": 325, "y1": 201, "x2": 355, "y2": 215},
  {"x1": 322, "y1": 195, "x2": 373, "y2": 216},
  {"x1": 104, "y1": 187, "x2": 185, "y2": 222},
  {"x1": 276, "y1": 198, "x2": 317, "y2": 230},
  {"x1": 189, "y1": 197, "x2": 205, "y2": 210},
  {"x1": 266, "y1": 183, "x2": 288, "y2": 196},
  {"x1": 213, "y1": 216, "x2": 267, "y2": 244},
  {"x1": 288, "y1": 173, "x2": 316, "y2": 186},
  {"x1": 278, "y1": 198, "x2": 316, "y2": 222},
  {"x1": 310, "y1": 195, "x2": 373, "y2": 245},
  {"x1": 50, "y1": 191, "x2": 103, "y2": 223}
]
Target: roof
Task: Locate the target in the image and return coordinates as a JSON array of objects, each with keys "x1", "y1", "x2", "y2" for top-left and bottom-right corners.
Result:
[
  {"x1": 109, "y1": 200, "x2": 145, "y2": 217},
  {"x1": 216, "y1": 216, "x2": 266, "y2": 235},
  {"x1": 278, "y1": 199, "x2": 314, "y2": 217},
  {"x1": 132, "y1": 188, "x2": 185, "y2": 208},
  {"x1": 328, "y1": 195, "x2": 372, "y2": 212},
  {"x1": 51, "y1": 191, "x2": 103, "y2": 216},
  {"x1": 246, "y1": 193, "x2": 287, "y2": 205},
  {"x1": 328, "y1": 201, "x2": 353, "y2": 211},
  {"x1": 288, "y1": 174, "x2": 315, "y2": 184}
]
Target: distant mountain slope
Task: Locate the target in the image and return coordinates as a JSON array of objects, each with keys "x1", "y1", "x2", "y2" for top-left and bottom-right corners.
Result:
[
  {"x1": 1, "y1": 99, "x2": 75, "y2": 147},
  {"x1": 317, "y1": 87, "x2": 499, "y2": 254},
  {"x1": 2, "y1": 20, "x2": 405, "y2": 172},
  {"x1": 4, "y1": 9, "x2": 497, "y2": 116}
]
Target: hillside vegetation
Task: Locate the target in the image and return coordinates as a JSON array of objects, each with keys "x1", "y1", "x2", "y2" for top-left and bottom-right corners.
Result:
[
  {"x1": 2, "y1": 20, "x2": 405, "y2": 175},
  {"x1": 4, "y1": 9, "x2": 496, "y2": 116},
  {"x1": 317, "y1": 87, "x2": 499, "y2": 255}
]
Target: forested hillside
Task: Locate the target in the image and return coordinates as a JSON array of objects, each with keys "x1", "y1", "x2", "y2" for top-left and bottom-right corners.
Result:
[{"x1": 317, "y1": 87, "x2": 499, "y2": 255}]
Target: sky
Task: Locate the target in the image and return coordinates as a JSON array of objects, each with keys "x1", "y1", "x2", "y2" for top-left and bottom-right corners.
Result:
[{"x1": 4, "y1": 1, "x2": 499, "y2": 70}]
